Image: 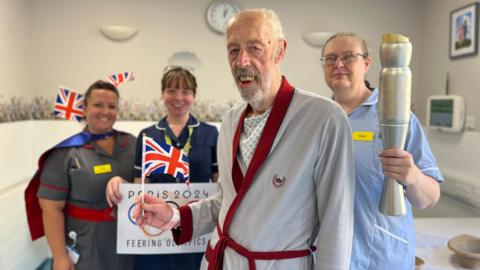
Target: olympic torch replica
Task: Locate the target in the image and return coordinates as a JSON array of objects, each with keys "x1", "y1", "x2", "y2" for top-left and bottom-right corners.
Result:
[{"x1": 378, "y1": 33, "x2": 412, "y2": 216}]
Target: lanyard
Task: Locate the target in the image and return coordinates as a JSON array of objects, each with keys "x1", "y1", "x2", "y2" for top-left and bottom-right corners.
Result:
[{"x1": 164, "y1": 126, "x2": 193, "y2": 156}]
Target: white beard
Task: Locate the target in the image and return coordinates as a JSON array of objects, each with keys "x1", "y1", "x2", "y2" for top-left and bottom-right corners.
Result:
[
  {"x1": 238, "y1": 71, "x2": 274, "y2": 110},
  {"x1": 238, "y1": 86, "x2": 265, "y2": 109}
]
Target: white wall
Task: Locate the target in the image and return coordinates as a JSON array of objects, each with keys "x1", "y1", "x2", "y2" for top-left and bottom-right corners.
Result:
[
  {"x1": 418, "y1": 0, "x2": 480, "y2": 130},
  {"x1": 0, "y1": 182, "x2": 49, "y2": 270},
  {"x1": 0, "y1": 121, "x2": 34, "y2": 191},
  {"x1": 0, "y1": 0, "x2": 31, "y2": 98},
  {"x1": 28, "y1": 0, "x2": 237, "y2": 104},
  {"x1": 426, "y1": 129, "x2": 480, "y2": 209},
  {"x1": 27, "y1": 0, "x2": 422, "y2": 103}
]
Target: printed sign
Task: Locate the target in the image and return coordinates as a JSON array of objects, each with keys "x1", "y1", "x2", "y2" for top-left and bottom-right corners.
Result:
[{"x1": 117, "y1": 183, "x2": 218, "y2": 254}]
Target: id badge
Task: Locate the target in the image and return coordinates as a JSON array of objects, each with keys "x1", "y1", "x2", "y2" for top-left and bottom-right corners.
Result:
[
  {"x1": 94, "y1": 164, "x2": 112, "y2": 174},
  {"x1": 352, "y1": 131, "x2": 374, "y2": 141},
  {"x1": 67, "y1": 245, "x2": 80, "y2": 264}
]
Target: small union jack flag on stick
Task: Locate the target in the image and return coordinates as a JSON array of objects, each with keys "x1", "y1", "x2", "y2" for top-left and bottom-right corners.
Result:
[
  {"x1": 140, "y1": 134, "x2": 190, "y2": 214},
  {"x1": 142, "y1": 135, "x2": 190, "y2": 184},
  {"x1": 53, "y1": 86, "x2": 84, "y2": 122},
  {"x1": 107, "y1": 71, "x2": 135, "y2": 87}
]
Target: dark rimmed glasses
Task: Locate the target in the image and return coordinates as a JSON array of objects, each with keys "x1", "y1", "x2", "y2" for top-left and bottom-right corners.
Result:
[{"x1": 321, "y1": 52, "x2": 366, "y2": 66}]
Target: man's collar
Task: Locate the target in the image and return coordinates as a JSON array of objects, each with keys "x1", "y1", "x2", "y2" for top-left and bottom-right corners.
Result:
[
  {"x1": 248, "y1": 76, "x2": 293, "y2": 115},
  {"x1": 279, "y1": 76, "x2": 293, "y2": 93},
  {"x1": 245, "y1": 76, "x2": 294, "y2": 116}
]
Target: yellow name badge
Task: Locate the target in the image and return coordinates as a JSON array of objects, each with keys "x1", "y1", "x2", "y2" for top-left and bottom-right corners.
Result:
[
  {"x1": 352, "y1": 131, "x2": 374, "y2": 141},
  {"x1": 93, "y1": 164, "x2": 112, "y2": 174}
]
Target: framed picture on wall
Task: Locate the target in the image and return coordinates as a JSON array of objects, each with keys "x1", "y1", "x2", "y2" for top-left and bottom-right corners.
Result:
[{"x1": 450, "y1": 2, "x2": 479, "y2": 59}]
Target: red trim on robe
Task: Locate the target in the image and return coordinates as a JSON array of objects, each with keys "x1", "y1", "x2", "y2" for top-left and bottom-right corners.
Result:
[
  {"x1": 207, "y1": 77, "x2": 295, "y2": 270},
  {"x1": 168, "y1": 77, "x2": 303, "y2": 269},
  {"x1": 172, "y1": 205, "x2": 193, "y2": 244}
]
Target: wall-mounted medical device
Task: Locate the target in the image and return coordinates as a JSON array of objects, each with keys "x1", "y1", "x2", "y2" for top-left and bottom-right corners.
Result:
[{"x1": 427, "y1": 95, "x2": 465, "y2": 132}]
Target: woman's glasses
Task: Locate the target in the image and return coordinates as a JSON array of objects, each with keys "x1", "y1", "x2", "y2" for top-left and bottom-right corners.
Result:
[{"x1": 321, "y1": 52, "x2": 366, "y2": 66}]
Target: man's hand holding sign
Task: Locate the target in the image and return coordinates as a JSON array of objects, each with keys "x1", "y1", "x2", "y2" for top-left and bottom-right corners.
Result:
[{"x1": 106, "y1": 134, "x2": 217, "y2": 254}]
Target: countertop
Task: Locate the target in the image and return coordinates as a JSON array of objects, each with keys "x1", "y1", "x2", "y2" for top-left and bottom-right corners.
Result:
[{"x1": 415, "y1": 218, "x2": 480, "y2": 269}]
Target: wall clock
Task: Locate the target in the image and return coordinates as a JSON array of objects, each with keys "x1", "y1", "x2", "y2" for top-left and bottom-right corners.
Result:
[{"x1": 206, "y1": 0, "x2": 240, "y2": 34}]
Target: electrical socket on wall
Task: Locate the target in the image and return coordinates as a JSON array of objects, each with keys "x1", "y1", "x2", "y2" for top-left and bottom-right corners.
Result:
[{"x1": 465, "y1": 116, "x2": 476, "y2": 130}]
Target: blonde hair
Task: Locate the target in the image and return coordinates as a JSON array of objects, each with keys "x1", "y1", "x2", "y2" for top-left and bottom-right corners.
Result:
[{"x1": 321, "y1": 32, "x2": 369, "y2": 57}]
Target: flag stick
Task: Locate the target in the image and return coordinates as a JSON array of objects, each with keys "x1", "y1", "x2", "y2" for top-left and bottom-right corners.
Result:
[{"x1": 141, "y1": 133, "x2": 146, "y2": 216}]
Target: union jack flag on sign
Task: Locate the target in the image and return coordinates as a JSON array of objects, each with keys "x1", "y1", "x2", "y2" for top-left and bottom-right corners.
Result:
[
  {"x1": 143, "y1": 135, "x2": 190, "y2": 185},
  {"x1": 107, "y1": 71, "x2": 134, "y2": 87},
  {"x1": 53, "y1": 86, "x2": 84, "y2": 122}
]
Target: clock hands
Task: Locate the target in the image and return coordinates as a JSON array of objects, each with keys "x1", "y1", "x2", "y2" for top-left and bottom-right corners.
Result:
[{"x1": 206, "y1": 0, "x2": 240, "y2": 34}]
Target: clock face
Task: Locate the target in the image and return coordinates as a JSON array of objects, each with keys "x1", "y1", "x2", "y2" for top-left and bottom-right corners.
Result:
[{"x1": 206, "y1": 0, "x2": 240, "y2": 34}]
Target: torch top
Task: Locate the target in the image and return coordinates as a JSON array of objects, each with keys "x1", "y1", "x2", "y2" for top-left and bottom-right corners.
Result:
[{"x1": 382, "y1": 33, "x2": 409, "y2": 44}]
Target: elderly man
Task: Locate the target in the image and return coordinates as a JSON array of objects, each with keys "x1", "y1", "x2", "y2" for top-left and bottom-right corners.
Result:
[{"x1": 134, "y1": 9, "x2": 355, "y2": 270}]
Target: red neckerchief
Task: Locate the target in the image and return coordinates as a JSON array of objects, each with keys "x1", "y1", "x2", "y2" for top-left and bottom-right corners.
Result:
[{"x1": 209, "y1": 77, "x2": 295, "y2": 270}]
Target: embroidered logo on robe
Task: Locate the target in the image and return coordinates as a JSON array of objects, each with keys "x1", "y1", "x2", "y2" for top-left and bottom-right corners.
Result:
[{"x1": 272, "y1": 173, "x2": 286, "y2": 189}]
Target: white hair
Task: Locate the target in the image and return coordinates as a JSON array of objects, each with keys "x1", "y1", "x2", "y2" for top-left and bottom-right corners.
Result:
[{"x1": 227, "y1": 8, "x2": 285, "y2": 41}]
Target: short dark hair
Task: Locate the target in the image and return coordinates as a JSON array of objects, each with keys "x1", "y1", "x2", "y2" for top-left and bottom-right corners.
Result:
[
  {"x1": 84, "y1": 80, "x2": 119, "y2": 105},
  {"x1": 161, "y1": 66, "x2": 197, "y2": 96}
]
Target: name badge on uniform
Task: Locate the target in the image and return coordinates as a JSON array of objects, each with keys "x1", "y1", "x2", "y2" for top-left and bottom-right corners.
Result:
[
  {"x1": 93, "y1": 164, "x2": 112, "y2": 174},
  {"x1": 352, "y1": 131, "x2": 374, "y2": 141}
]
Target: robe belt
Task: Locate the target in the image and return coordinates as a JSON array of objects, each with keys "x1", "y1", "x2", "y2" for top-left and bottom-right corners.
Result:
[
  {"x1": 206, "y1": 224, "x2": 317, "y2": 270},
  {"x1": 66, "y1": 203, "x2": 116, "y2": 222}
]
